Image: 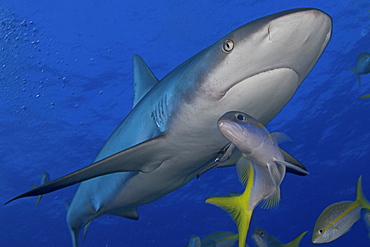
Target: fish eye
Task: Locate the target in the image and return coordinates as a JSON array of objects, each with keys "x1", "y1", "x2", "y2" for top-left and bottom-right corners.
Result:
[
  {"x1": 318, "y1": 229, "x2": 324, "y2": 235},
  {"x1": 259, "y1": 231, "x2": 265, "y2": 236},
  {"x1": 236, "y1": 113, "x2": 246, "y2": 121},
  {"x1": 222, "y1": 39, "x2": 234, "y2": 53}
]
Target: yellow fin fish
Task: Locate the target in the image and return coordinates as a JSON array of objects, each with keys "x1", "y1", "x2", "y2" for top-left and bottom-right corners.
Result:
[
  {"x1": 32, "y1": 171, "x2": 50, "y2": 206},
  {"x1": 363, "y1": 209, "x2": 370, "y2": 239},
  {"x1": 205, "y1": 160, "x2": 254, "y2": 247},
  {"x1": 217, "y1": 112, "x2": 308, "y2": 209},
  {"x1": 185, "y1": 231, "x2": 238, "y2": 247},
  {"x1": 349, "y1": 52, "x2": 370, "y2": 87},
  {"x1": 312, "y1": 176, "x2": 370, "y2": 244},
  {"x1": 252, "y1": 227, "x2": 307, "y2": 247},
  {"x1": 359, "y1": 94, "x2": 370, "y2": 99}
]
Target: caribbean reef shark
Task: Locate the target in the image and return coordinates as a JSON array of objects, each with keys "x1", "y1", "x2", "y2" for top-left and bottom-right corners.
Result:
[{"x1": 5, "y1": 8, "x2": 332, "y2": 246}]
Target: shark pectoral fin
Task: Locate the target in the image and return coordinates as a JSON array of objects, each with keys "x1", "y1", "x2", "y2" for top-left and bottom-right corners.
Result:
[
  {"x1": 4, "y1": 135, "x2": 169, "y2": 205},
  {"x1": 132, "y1": 54, "x2": 159, "y2": 108},
  {"x1": 274, "y1": 160, "x2": 309, "y2": 175},
  {"x1": 110, "y1": 208, "x2": 139, "y2": 221},
  {"x1": 284, "y1": 231, "x2": 307, "y2": 247},
  {"x1": 280, "y1": 148, "x2": 308, "y2": 176}
]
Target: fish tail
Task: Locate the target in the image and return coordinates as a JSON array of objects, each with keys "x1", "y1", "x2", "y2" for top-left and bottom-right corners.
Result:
[
  {"x1": 359, "y1": 94, "x2": 370, "y2": 100},
  {"x1": 205, "y1": 162, "x2": 255, "y2": 247},
  {"x1": 356, "y1": 176, "x2": 370, "y2": 210},
  {"x1": 31, "y1": 185, "x2": 42, "y2": 206},
  {"x1": 206, "y1": 196, "x2": 252, "y2": 247},
  {"x1": 349, "y1": 67, "x2": 362, "y2": 86},
  {"x1": 35, "y1": 195, "x2": 42, "y2": 206},
  {"x1": 283, "y1": 231, "x2": 307, "y2": 247}
]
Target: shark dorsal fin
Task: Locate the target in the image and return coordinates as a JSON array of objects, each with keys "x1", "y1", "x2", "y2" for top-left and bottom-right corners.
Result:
[{"x1": 132, "y1": 54, "x2": 159, "y2": 108}]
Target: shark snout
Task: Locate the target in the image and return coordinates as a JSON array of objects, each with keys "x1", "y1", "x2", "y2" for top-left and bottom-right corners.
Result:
[{"x1": 263, "y1": 8, "x2": 332, "y2": 81}]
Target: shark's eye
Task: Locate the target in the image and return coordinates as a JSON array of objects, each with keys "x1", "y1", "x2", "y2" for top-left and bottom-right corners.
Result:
[
  {"x1": 236, "y1": 113, "x2": 246, "y2": 121},
  {"x1": 222, "y1": 39, "x2": 234, "y2": 53}
]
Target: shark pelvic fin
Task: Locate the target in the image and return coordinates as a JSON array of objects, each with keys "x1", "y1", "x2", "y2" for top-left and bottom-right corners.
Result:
[
  {"x1": 110, "y1": 207, "x2": 139, "y2": 220},
  {"x1": 274, "y1": 160, "x2": 309, "y2": 175},
  {"x1": 280, "y1": 148, "x2": 308, "y2": 176}
]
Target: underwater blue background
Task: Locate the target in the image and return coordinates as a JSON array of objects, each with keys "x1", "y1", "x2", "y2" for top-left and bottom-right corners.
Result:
[{"x1": 1, "y1": 0, "x2": 370, "y2": 246}]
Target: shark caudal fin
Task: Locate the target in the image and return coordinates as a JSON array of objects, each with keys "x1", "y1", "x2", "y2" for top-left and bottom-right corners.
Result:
[{"x1": 205, "y1": 161, "x2": 255, "y2": 247}]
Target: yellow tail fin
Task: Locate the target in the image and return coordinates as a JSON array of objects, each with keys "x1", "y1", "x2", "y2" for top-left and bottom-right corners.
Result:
[
  {"x1": 356, "y1": 176, "x2": 370, "y2": 210},
  {"x1": 32, "y1": 185, "x2": 43, "y2": 206},
  {"x1": 205, "y1": 162, "x2": 254, "y2": 247},
  {"x1": 349, "y1": 67, "x2": 362, "y2": 87},
  {"x1": 283, "y1": 231, "x2": 307, "y2": 247}
]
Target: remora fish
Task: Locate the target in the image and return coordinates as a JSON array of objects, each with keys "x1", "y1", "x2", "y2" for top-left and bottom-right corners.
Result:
[
  {"x1": 349, "y1": 52, "x2": 370, "y2": 86},
  {"x1": 252, "y1": 227, "x2": 307, "y2": 247},
  {"x1": 312, "y1": 176, "x2": 370, "y2": 244},
  {"x1": 5, "y1": 8, "x2": 332, "y2": 246},
  {"x1": 217, "y1": 111, "x2": 308, "y2": 208}
]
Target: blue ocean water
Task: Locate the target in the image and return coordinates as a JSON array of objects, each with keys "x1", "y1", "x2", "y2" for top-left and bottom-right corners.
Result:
[{"x1": 1, "y1": 0, "x2": 370, "y2": 246}]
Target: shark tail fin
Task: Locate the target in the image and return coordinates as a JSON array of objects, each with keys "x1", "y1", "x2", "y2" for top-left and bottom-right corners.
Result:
[
  {"x1": 349, "y1": 67, "x2": 362, "y2": 87},
  {"x1": 206, "y1": 162, "x2": 254, "y2": 247},
  {"x1": 32, "y1": 185, "x2": 42, "y2": 206},
  {"x1": 356, "y1": 176, "x2": 370, "y2": 210},
  {"x1": 69, "y1": 226, "x2": 80, "y2": 247},
  {"x1": 283, "y1": 231, "x2": 308, "y2": 247}
]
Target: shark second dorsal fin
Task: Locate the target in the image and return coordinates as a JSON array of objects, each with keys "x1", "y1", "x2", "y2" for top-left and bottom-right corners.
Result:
[{"x1": 132, "y1": 54, "x2": 159, "y2": 108}]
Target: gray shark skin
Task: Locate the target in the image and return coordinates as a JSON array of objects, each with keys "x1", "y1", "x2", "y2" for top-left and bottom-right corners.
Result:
[{"x1": 5, "y1": 8, "x2": 332, "y2": 246}]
